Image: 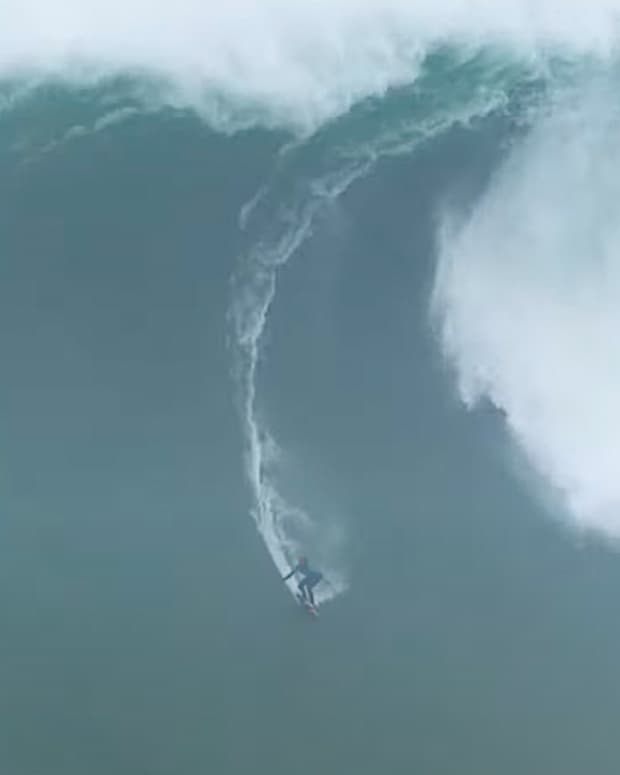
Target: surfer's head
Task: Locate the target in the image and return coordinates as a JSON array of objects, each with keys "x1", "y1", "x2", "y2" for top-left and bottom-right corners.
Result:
[{"x1": 298, "y1": 556, "x2": 308, "y2": 567}]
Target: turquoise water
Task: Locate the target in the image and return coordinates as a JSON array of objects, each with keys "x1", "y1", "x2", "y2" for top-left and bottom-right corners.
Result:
[{"x1": 2, "y1": 43, "x2": 620, "y2": 774}]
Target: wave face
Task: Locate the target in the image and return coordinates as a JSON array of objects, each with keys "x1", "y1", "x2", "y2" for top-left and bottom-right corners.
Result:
[{"x1": 3, "y1": 2, "x2": 620, "y2": 590}]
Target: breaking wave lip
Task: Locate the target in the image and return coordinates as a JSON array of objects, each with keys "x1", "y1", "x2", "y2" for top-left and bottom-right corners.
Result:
[
  {"x1": 229, "y1": 54, "x2": 519, "y2": 603},
  {"x1": 2, "y1": 0, "x2": 619, "y2": 134}
]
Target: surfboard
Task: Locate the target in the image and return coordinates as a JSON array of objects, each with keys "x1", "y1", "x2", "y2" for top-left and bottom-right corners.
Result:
[{"x1": 297, "y1": 592, "x2": 319, "y2": 617}]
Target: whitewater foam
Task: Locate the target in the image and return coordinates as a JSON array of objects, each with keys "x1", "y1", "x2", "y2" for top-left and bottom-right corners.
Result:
[
  {"x1": 433, "y1": 79, "x2": 620, "y2": 540},
  {"x1": 2, "y1": 0, "x2": 620, "y2": 132}
]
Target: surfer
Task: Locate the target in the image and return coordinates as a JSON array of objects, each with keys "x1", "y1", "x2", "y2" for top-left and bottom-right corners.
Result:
[{"x1": 282, "y1": 556, "x2": 323, "y2": 607}]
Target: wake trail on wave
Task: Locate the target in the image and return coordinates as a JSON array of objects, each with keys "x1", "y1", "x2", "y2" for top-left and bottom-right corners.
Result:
[{"x1": 229, "y1": 72, "x2": 510, "y2": 603}]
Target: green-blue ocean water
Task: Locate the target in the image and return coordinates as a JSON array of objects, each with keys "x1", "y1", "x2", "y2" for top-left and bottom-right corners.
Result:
[{"x1": 2, "y1": 53, "x2": 620, "y2": 775}]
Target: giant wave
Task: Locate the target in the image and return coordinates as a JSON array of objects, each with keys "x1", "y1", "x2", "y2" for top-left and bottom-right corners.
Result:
[{"x1": 3, "y1": 0, "x2": 620, "y2": 600}]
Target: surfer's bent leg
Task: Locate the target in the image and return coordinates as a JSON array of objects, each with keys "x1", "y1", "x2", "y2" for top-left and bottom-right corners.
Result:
[
  {"x1": 306, "y1": 573, "x2": 323, "y2": 606},
  {"x1": 298, "y1": 579, "x2": 309, "y2": 602},
  {"x1": 309, "y1": 572, "x2": 324, "y2": 606}
]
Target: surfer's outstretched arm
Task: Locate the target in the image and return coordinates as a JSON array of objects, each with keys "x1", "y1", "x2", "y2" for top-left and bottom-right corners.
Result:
[{"x1": 282, "y1": 566, "x2": 298, "y2": 581}]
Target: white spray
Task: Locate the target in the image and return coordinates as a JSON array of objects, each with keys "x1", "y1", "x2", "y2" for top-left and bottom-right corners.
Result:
[{"x1": 433, "y1": 79, "x2": 620, "y2": 539}]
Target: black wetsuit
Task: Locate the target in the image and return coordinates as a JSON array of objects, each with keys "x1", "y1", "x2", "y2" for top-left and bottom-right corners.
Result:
[{"x1": 283, "y1": 562, "x2": 323, "y2": 606}]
